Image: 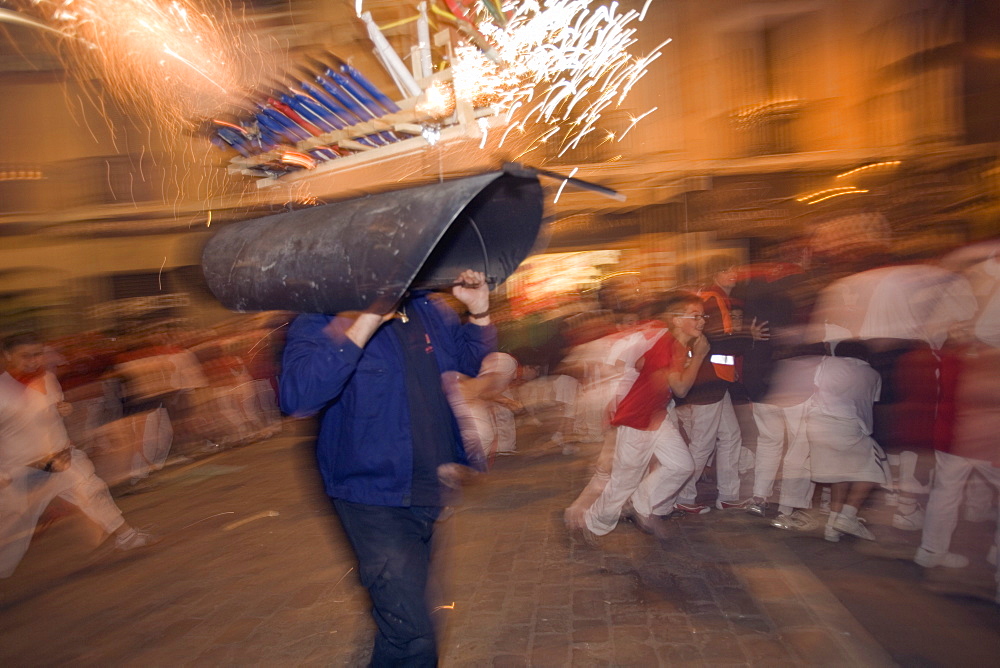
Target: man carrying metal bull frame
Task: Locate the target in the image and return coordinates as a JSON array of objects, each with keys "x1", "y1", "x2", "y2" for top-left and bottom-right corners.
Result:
[{"x1": 279, "y1": 269, "x2": 494, "y2": 666}]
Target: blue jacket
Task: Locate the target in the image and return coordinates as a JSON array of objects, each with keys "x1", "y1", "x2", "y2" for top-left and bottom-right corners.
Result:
[{"x1": 279, "y1": 294, "x2": 496, "y2": 506}]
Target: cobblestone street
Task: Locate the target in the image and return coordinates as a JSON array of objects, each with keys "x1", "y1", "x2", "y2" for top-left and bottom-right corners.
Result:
[{"x1": 2, "y1": 421, "x2": 998, "y2": 666}]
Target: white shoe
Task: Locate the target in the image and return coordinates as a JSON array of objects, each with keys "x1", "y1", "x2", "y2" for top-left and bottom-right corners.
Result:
[
  {"x1": 716, "y1": 498, "x2": 754, "y2": 511},
  {"x1": 914, "y1": 547, "x2": 969, "y2": 569},
  {"x1": 892, "y1": 506, "x2": 925, "y2": 531},
  {"x1": 770, "y1": 510, "x2": 820, "y2": 532},
  {"x1": 832, "y1": 514, "x2": 875, "y2": 541},
  {"x1": 745, "y1": 498, "x2": 767, "y2": 517},
  {"x1": 824, "y1": 526, "x2": 841, "y2": 543},
  {"x1": 115, "y1": 528, "x2": 159, "y2": 551}
]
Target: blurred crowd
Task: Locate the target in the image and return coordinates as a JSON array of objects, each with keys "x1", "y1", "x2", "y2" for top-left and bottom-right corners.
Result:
[
  {"x1": 30, "y1": 314, "x2": 288, "y2": 487},
  {"x1": 3, "y1": 231, "x2": 1000, "y2": 605},
  {"x1": 0, "y1": 313, "x2": 291, "y2": 576},
  {"x1": 476, "y1": 236, "x2": 1000, "y2": 605}
]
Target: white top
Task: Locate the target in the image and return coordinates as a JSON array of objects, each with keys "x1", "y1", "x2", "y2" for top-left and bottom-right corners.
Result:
[
  {"x1": 763, "y1": 355, "x2": 823, "y2": 407},
  {"x1": 0, "y1": 371, "x2": 71, "y2": 470},
  {"x1": 967, "y1": 256, "x2": 1000, "y2": 347},
  {"x1": 811, "y1": 356, "x2": 881, "y2": 435},
  {"x1": 814, "y1": 264, "x2": 977, "y2": 349}
]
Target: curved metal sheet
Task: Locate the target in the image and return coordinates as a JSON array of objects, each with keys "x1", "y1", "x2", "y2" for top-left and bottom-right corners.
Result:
[{"x1": 201, "y1": 171, "x2": 544, "y2": 314}]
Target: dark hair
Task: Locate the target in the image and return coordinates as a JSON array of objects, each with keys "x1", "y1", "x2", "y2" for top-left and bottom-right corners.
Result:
[
  {"x1": 831, "y1": 339, "x2": 869, "y2": 363},
  {"x1": 2, "y1": 331, "x2": 42, "y2": 353},
  {"x1": 704, "y1": 254, "x2": 738, "y2": 277}
]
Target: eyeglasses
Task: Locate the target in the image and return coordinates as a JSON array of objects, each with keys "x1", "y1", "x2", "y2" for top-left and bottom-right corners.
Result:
[{"x1": 672, "y1": 314, "x2": 710, "y2": 321}]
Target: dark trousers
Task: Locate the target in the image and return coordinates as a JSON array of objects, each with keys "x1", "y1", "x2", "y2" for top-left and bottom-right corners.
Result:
[{"x1": 332, "y1": 499, "x2": 441, "y2": 667}]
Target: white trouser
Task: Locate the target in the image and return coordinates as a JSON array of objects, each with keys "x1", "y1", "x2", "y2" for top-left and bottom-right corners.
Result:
[
  {"x1": 574, "y1": 379, "x2": 616, "y2": 443},
  {"x1": 567, "y1": 429, "x2": 618, "y2": 519},
  {"x1": 136, "y1": 406, "x2": 173, "y2": 479},
  {"x1": 676, "y1": 392, "x2": 743, "y2": 505},
  {"x1": 492, "y1": 405, "x2": 516, "y2": 454},
  {"x1": 751, "y1": 401, "x2": 814, "y2": 507},
  {"x1": 921, "y1": 450, "x2": 1000, "y2": 558},
  {"x1": 1, "y1": 449, "x2": 125, "y2": 577},
  {"x1": 585, "y1": 419, "x2": 694, "y2": 536}
]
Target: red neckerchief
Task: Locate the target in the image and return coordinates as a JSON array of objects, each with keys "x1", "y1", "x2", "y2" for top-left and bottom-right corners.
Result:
[{"x1": 9, "y1": 369, "x2": 46, "y2": 392}]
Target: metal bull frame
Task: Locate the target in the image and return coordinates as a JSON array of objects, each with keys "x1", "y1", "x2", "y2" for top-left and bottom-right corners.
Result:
[{"x1": 201, "y1": 170, "x2": 545, "y2": 314}]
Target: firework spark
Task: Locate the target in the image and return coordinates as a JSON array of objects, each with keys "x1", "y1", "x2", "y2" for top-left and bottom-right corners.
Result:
[
  {"x1": 9, "y1": 0, "x2": 257, "y2": 132},
  {"x1": 205, "y1": 1, "x2": 671, "y2": 185},
  {"x1": 447, "y1": 0, "x2": 670, "y2": 157}
]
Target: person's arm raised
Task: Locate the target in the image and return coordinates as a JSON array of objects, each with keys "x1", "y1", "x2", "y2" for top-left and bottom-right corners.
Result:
[{"x1": 667, "y1": 334, "x2": 710, "y2": 398}]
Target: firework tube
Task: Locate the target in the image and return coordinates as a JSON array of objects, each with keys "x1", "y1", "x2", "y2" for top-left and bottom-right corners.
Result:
[
  {"x1": 329, "y1": 69, "x2": 388, "y2": 116},
  {"x1": 314, "y1": 74, "x2": 392, "y2": 146},
  {"x1": 330, "y1": 56, "x2": 403, "y2": 113},
  {"x1": 260, "y1": 107, "x2": 311, "y2": 142},
  {"x1": 323, "y1": 68, "x2": 401, "y2": 143},
  {"x1": 298, "y1": 80, "x2": 351, "y2": 128},
  {"x1": 216, "y1": 128, "x2": 252, "y2": 157},
  {"x1": 280, "y1": 93, "x2": 338, "y2": 133},
  {"x1": 313, "y1": 76, "x2": 364, "y2": 124},
  {"x1": 292, "y1": 92, "x2": 344, "y2": 131},
  {"x1": 269, "y1": 97, "x2": 322, "y2": 136},
  {"x1": 360, "y1": 11, "x2": 422, "y2": 98},
  {"x1": 416, "y1": 3, "x2": 433, "y2": 80}
]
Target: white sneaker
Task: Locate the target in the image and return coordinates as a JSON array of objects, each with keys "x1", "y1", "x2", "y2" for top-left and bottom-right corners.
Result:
[
  {"x1": 745, "y1": 498, "x2": 767, "y2": 517},
  {"x1": 914, "y1": 547, "x2": 969, "y2": 569},
  {"x1": 716, "y1": 498, "x2": 754, "y2": 511},
  {"x1": 832, "y1": 514, "x2": 875, "y2": 541},
  {"x1": 824, "y1": 512, "x2": 841, "y2": 542},
  {"x1": 892, "y1": 506, "x2": 925, "y2": 531},
  {"x1": 770, "y1": 510, "x2": 820, "y2": 532},
  {"x1": 115, "y1": 528, "x2": 159, "y2": 551}
]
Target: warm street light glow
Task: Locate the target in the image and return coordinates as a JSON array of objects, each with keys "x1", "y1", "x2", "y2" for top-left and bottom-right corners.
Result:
[{"x1": 836, "y1": 160, "x2": 902, "y2": 179}]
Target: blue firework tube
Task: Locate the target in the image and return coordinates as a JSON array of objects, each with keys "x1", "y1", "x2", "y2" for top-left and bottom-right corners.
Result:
[
  {"x1": 263, "y1": 106, "x2": 312, "y2": 142},
  {"x1": 260, "y1": 109, "x2": 302, "y2": 142},
  {"x1": 293, "y1": 92, "x2": 344, "y2": 131},
  {"x1": 254, "y1": 110, "x2": 291, "y2": 141},
  {"x1": 309, "y1": 147, "x2": 339, "y2": 161},
  {"x1": 281, "y1": 93, "x2": 338, "y2": 133},
  {"x1": 214, "y1": 127, "x2": 252, "y2": 157},
  {"x1": 209, "y1": 133, "x2": 234, "y2": 153},
  {"x1": 339, "y1": 62, "x2": 401, "y2": 113},
  {"x1": 222, "y1": 131, "x2": 254, "y2": 157},
  {"x1": 361, "y1": 133, "x2": 393, "y2": 148},
  {"x1": 255, "y1": 125, "x2": 281, "y2": 152},
  {"x1": 324, "y1": 70, "x2": 400, "y2": 144},
  {"x1": 318, "y1": 70, "x2": 379, "y2": 123},
  {"x1": 315, "y1": 84, "x2": 387, "y2": 145},
  {"x1": 315, "y1": 77, "x2": 364, "y2": 124},
  {"x1": 262, "y1": 109, "x2": 307, "y2": 143},
  {"x1": 329, "y1": 69, "x2": 384, "y2": 117},
  {"x1": 298, "y1": 82, "x2": 351, "y2": 128}
]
